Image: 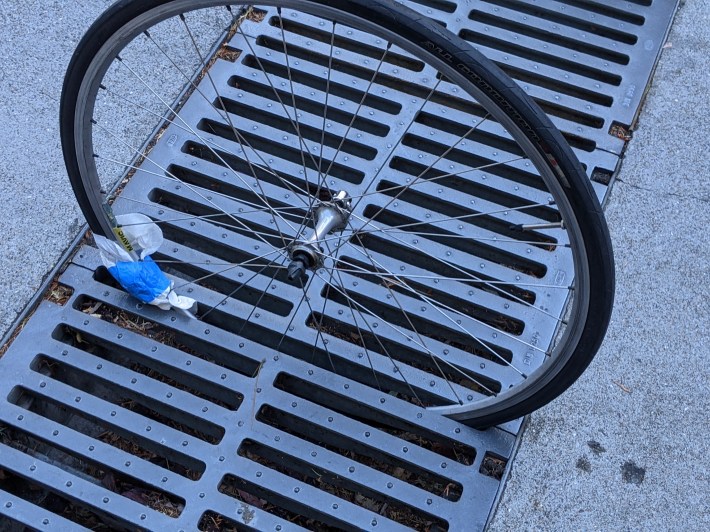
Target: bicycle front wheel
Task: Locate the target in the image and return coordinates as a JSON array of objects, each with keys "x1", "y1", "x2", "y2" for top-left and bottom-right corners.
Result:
[{"x1": 61, "y1": 0, "x2": 614, "y2": 427}]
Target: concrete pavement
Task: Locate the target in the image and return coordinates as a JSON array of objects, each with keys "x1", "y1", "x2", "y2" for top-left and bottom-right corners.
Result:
[
  {"x1": 0, "y1": 0, "x2": 113, "y2": 341},
  {"x1": 489, "y1": 0, "x2": 709, "y2": 529}
]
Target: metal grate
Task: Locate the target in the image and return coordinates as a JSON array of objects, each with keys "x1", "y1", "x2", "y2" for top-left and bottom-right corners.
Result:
[
  {"x1": 106, "y1": 8, "x2": 576, "y2": 418},
  {"x1": 0, "y1": 246, "x2": 514, "y2": 530},
  {"x1": 400, "y1": 0, "x2": 678, "y2": 195},
  {"x1": 0, "y1": 1, "x2": 677, "y2": 530}
]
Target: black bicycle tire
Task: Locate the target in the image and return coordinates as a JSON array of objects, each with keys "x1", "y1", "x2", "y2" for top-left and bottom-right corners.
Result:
[{"x1": 60, "y1": 0, "x2": 614, "y2": 427}]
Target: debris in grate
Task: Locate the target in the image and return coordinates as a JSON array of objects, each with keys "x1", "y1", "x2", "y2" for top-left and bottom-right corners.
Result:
[
  {"x1": 0, "y1": 423, "x2": 185, "y2": 518},
  {"x1": 0, "y1": 468, "x2": 116, "y2": 531},
  {"x1": 45, "y1": 281, "x2": 74, "y2": 306},
  {"x1": 257, "y1": 405, "x2": 464, "y2": 501},
  {"x1": 238, "y1": 439, "x2": 450, "y2": 531},
  {"x1": 609, "y1": 122, "x2": 633, "y2": 142},
  {"x1": 480, "y1": 452, "x2": 508, "y2": 481},
  {"x1": 28, "y1": 353, "x2": 225, "y2": 444},
  {"x1": 275, "y1": 373, "x2": 478, "y2": 465},
  {"x1": 591, "y1": 168, "x2": 614, "y2": 186}
]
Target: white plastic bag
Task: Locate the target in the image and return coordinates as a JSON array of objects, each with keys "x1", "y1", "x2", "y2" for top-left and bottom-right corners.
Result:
[{"x1": 94, "y1": 213, "x2": 196, "y2": 315}]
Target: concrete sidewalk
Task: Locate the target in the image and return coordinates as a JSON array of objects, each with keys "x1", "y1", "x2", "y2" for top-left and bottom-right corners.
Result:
[
  {"x1": 0, "y1": 0, "x2": 113, "y2": 341},
  {"x1": 489, "y1": 1, "x2": 709, "y2": 529}
]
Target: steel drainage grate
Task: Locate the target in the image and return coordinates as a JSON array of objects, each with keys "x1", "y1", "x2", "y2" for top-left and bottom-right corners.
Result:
[
  {"x1": 400, "y1": 0, "x2": 679, "y2": 194},
  {"x1": 0, "y1": 246, "x2": 514, "y2": 531},
  {"x1": 0, "y1": 1, "x2": 677, "y2": 530}
]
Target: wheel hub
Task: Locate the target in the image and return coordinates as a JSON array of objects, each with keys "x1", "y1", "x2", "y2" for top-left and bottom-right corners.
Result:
[{"x1": 287, "y1": 190, "x2": 352, "y2": 284}]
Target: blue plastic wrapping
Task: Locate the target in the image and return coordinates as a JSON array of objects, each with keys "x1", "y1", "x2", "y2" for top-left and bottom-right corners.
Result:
[{"x1": 107, "y1": 255, "x2": 171, "y2": 303}]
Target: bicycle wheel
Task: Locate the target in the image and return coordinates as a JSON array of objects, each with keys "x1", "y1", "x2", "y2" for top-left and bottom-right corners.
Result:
[{"x1": 60, "y1": 0, "x2": 614, "y2": 427}]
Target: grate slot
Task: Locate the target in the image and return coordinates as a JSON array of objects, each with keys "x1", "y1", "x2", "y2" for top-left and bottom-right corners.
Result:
[
  {"x1": 374, "y1": 179, "x2": 558, "y2": 248},
  {"x1": 69, "y1": 287, "x2": 264, "y2": 378},
  {"x1": 479, "y1": 0, "x2": 639, "y2": 44},
  {"x1": 492, "y1": 62, "x2": 612, "y2": 116},
  {"x1": 333, "y1": 256, "x2": 524, "y2": 336},
  {"x1": 268, "y1": 16, "x2": 426, "y2": 71},
  {"x1": 415, "y1": 111, "x2": 526, "y2": 157},
  {"x1": 275, "y1": 372, "x2": 479, "y2": 464},
  {"x1": 0, "y1": 422, "x2": 185, "y2": 518},
  {"x1": 192, "y1": 301, "x2": 462, "y2": 404},
  {"x1": 401, "y1": 133, "x2": 547, "y2": 191},
  {"x1": 360, "y1": 205, "x2": 548, "y2": 278},
  {"x1": 346, "y1": 232, "x2": 536, "y2": 304},
  {"x1": 406, "y1": 0, "x2": 457, "y2": 13},
  {"x1": 218, "y1": 473, "x2": 351, "y2": 531},
  {"x1": 53, "y1": 323, "x2": 243, "y2": 410},
  {"x1": 0, "y1": 472, "x2": 122, "y2": 531},
  {"x1": 238, "y1": 439, "x2": 450, "y2": 531},
  {"x1": 10, "y1": 387, "x2": 205, "y2": 480},
  {"x1": 258, "y1": 405, "x2": 464, "y2": 501},
  {"x1": 238, "y1": 57, "x2": 402, "y2": 114},
  {"x1": 308, "y1": 310, "x2": 504, "y2": 397},
  {"x1": 555, "y1": 0, "x2": 647, "y2": 25},
  {"x1": 458, "y1": 29, "x2": 622, "y2": 86},
  {"x1": 157, "y1": 217, "x2": 286, "y2": 274},
  {"x1": 223, "y1": 80, "x2": 390, "y2": 136},
  {"x1": 387, "y1": 156, "x2": 561, "y2": 223},
  {"x1": 469, "y1": 9, "x2": 630, "y2": 65},
  {"x1": 198, "y1": 509, "x2": 313, "y2": 532},
  {"x1": 29, "y1": 353, "x2": 225, "y2": 445},
  {"x1": 167, "y1": 159, "x2": 314, "y2": 206},
  {"x1": 162, "y1": 164, "x2": 309, "y2": 222},
  {"x1": 199, "y1": 109, "x2": 378, "y2": 161},
  {"x1": 185, "y1": 133, "x2": 364, "y2": 184},
  {"x1": 479, "y1": 452, "x2": 508, "y2": 480}
]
